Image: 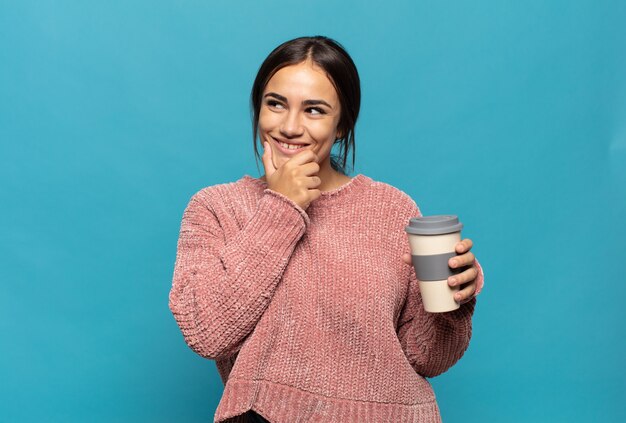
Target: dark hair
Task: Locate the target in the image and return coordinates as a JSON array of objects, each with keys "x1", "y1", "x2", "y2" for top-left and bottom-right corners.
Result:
[{"x1": 251, "y1": 36, "x2": 361, "y2": 176}]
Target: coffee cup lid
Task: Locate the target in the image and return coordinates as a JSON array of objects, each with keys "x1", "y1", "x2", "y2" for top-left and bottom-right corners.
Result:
[{"x1": 405, "y1": 215, "x2": 463, "y2": 235}]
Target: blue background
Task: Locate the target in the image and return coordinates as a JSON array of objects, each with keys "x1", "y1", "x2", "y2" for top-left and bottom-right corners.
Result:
[{"x1": 1, "y1": 1, "x2": 625, "y2": 422}]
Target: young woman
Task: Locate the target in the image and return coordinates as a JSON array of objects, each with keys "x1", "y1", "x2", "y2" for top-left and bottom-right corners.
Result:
[{"x1": 169, "y1": 36, "x2": 484, "y2": 423}]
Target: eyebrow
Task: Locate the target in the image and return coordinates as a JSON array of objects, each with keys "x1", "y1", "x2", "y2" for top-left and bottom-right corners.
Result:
[{"x1": 264, "y1": 92, "x2": 333, "y2": 109}]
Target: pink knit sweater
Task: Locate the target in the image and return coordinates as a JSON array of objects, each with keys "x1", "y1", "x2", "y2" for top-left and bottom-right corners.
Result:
[{"x1": 169, "y1": 173, "x2": 483, "y2": 423}]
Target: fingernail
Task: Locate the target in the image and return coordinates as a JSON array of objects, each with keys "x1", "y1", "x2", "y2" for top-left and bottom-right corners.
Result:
[
  {"x1": 455, "y1": 294, "x2": 462, "y2": 301},
  {"x1": 449, "y1": 277, "x2": 457, "y2": 286},
  {"x1": 450, "y1": 260, "x2": 457, "y2": 268}
]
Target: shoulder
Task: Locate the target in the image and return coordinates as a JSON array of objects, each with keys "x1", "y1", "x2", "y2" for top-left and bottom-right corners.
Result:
[
  {"x1": 362, "y1": 175, "x2": 420, "y2": 213},
  {"x1": 185, "y1": 176, "x2": 257, "y2": 210}
]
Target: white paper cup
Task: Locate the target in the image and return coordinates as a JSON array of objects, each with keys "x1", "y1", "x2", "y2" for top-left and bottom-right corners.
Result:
[{"x1": 405, "y1": 215, "x2": 465, "y2": 313}]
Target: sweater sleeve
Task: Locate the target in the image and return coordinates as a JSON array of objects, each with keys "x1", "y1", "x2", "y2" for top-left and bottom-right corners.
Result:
[
  {"x1": 396, "y1": 202, "x2": 484, "y2": 378},
  {"x1": 169, "y1": 187, "x2": 309, "y2": 360}
]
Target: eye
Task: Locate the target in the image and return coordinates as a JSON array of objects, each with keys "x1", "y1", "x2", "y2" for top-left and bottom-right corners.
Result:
[
  {"x1": 266, "y1": 100, "x2": 285, "y2": 109},
  {"x1": 306, "y1": 107, "x2": 326, "y2": 115}
]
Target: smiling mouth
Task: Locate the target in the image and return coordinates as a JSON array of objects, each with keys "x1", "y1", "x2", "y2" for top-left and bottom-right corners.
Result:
[{"x1": 272, "y1": 137, "x2": 310, "y2": 152}]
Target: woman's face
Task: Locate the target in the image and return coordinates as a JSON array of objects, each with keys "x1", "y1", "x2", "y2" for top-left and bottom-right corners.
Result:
[{"x1": 258, "y1": 60, "x2": 342, "y2": 171}]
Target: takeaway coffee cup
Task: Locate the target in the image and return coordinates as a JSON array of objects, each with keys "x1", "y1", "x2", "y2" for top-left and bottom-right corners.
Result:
[{"x1": 405, "y1": 215, "x2": 465, "y2": 313}]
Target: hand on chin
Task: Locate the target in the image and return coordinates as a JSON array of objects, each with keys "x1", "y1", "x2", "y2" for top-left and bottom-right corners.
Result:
[{"x1": 271, "y1": 148, "x2": 289, "y2": 169}]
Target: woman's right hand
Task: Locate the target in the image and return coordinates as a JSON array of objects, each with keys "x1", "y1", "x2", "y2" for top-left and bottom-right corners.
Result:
[{"x1": 261, "y1": 141, "x2": 322, "y2": 210}]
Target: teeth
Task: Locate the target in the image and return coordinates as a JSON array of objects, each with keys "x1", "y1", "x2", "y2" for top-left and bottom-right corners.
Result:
[{"x1": 278, "y1": 141, "x2": 306, "y2": 150}]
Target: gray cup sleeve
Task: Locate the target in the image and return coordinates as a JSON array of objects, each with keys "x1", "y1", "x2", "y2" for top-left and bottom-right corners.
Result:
[{"x1": 411, "y1": 252, "x2": 466, "y2": 281}]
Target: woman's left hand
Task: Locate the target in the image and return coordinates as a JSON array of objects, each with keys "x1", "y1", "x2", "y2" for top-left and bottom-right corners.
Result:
[
  {"x1": 447, "y1": 239, "x2": 480, "y2": 304},
  {"x1": 402, "y1": 238, "x2": 482, "y2": 305}
]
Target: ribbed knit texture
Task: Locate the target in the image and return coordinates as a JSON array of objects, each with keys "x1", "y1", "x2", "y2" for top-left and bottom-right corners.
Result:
[{"x1": 169, "y1": 174, "x2": 484, "y2": 423}]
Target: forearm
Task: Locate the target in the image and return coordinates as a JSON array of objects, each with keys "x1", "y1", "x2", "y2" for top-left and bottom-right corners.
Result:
[
  {"x1": 398, "y1": 259, "x2": 483, "y2": 377},
  {"x1": 169, "y1": 189, "x2": 309, "y2": 359},
  {"x1": 403, "y1": 298, "x2": 475, "y2": 378}
]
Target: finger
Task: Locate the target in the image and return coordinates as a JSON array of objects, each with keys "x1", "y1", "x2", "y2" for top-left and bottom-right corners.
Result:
[
  {"x1": 402, "y1": 253, "x2": 412, "y2": 265},
  {"x1": 455, "y1": 238, "x2": 473, "y2": 254},
  {"x1": 262, "y1": 141, "x2": 277, "y2": 177},
  {"x1": 286, "y1": 149, "x2": 319, "y2": 167},
  {"x1": 448, "y1": 251, "x2": 475, "y2": 269},
  {"x1": 300, "y1": 161, "x2": 321, "y2": 176},
  {"x1": 448, "y1": 265, "x2": 478, "y2": 287},
  {"x1": 303, "y1": 175, "x2": 322, "y2": 189},
  {"x1": 454, "y1": 281, "x2": 476, "y2": 304}
]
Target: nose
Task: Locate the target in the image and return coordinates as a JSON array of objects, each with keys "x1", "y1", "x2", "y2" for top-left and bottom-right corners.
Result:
[{"x1": 279, "y1": 109, "x2": 304, "y2": 138}]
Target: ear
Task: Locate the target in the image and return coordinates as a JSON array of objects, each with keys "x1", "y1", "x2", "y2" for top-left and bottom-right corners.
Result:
[{"x1": 335, "y1": 127, "x2": 345, "y2": 140}]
